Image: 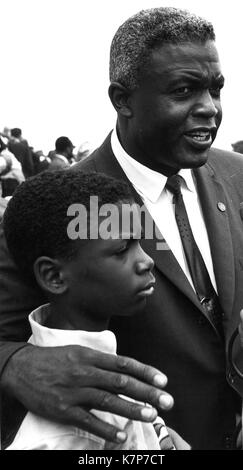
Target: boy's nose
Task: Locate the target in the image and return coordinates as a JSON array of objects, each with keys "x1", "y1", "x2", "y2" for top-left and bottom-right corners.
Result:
[{"x1": 136, "y1": 247, "x2": 154, "y2": 274}]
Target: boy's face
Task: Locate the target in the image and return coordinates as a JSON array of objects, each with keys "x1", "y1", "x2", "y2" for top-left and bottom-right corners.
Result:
[{"x1": 63, "y1": 204, "x2": 155, "y2": 326}]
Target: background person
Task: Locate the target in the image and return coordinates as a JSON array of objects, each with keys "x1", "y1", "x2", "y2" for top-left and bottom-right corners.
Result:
[
  {"x1": 7, "y1": 128, "x2": 34, "y2": 178},
  {"x1": 48, "y1": 136, "x2": 75, "y2": 171},
  {"x1": 231, "y1": 141, "x2": 243, "y2": 155},
  {"x1": 0, "y1": 138, "x2": 24, "y2": 197}
]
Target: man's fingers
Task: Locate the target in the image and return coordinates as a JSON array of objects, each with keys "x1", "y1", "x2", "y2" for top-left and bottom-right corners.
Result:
[
  {"x1": 64, "y1": 346, "x2": 174, "y2": 411},
  {"x1": 70, "y1": 388, "x2": 158, "y2": 421},
  {"x1": 65, "y1": 406, "x2": 127, "y2": 443},
  {"x1": 77, "y1": 368, "x2": 173, "y2": 411},
  {"x1": 89, "y1": 349, "x2": 168, "y2": 388}
]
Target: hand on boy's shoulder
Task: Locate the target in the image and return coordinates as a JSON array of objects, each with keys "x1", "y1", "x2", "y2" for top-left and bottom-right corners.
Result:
[{"x1": 2, "y1": 343, "x2": 174, "y2": 444}]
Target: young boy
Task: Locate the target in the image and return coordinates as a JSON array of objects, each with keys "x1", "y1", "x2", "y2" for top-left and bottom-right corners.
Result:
[{"x1": 3, "y1": 169, "x2": 188, "y2": 450}]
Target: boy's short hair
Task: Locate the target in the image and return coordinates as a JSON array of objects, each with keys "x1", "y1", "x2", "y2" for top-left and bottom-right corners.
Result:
[{"x1": 3, "y1": 170, "x2": 133, "y2": 283}]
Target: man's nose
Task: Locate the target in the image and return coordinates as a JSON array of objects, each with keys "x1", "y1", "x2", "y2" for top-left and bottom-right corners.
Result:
[
  {"x1": 136, "y1": 246, "x2": 154, "y2": 274},
  {"x1": 192, "y1": 89, "x2": 219, "y2": 118}
]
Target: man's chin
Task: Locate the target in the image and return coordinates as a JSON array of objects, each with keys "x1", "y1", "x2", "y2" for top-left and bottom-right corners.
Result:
[{"x1": 181, "y1": 149, "x2": 210, "y2": 169}]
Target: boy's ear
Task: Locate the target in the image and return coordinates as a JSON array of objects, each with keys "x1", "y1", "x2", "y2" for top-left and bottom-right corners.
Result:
[
  {"x1": 108, "y1": 82, "x2": 133, "y2": 118},
  {"x1": 34, "y1": 256, "x2": 68, "y2": 295}
]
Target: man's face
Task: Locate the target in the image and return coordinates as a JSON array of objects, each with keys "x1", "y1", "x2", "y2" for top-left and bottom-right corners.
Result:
[
  {"x1": 126, "y1": 41, "x2": 224, "y2": 175},
  {"x1": 63, "y1": 204, "x2": 155, "y2": 328}
]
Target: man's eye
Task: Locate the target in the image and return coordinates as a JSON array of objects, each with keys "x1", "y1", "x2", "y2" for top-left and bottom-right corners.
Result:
[
  {"x1": 210, "y1": 86, "x2": 222, "y2": 98},
  {"x1": 174, "y1": 86, "x2": 191, "y2": 96}
]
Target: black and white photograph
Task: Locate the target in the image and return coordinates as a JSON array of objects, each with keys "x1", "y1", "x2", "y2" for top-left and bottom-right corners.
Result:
[{"x1": 0, "y1": 0, "x2": 243, "y2": 458}]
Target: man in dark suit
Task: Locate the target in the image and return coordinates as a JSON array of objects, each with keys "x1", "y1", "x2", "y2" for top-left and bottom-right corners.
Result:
[
  {"x1": 7, "y1": 128, "x2": 34, "y2": 178},
  {"x1": 0, "y1": 7, "x2": 243, "y2": 450}
]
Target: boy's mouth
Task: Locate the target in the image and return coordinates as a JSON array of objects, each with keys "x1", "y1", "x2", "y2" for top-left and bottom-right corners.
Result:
[{"x1": 137, "y1": 278, "x2": 156, "y2": 297}]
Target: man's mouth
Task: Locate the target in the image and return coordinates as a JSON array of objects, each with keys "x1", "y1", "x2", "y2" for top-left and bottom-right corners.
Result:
[
  {"x1": 183, "y1": 128, "x2": 216, "y2": 150},
  {"x1": 185, "y1": 131, "x2": 211, "y2": 142}
]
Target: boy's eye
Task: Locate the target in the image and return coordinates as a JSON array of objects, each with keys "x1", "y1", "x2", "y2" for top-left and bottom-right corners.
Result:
[{"x1": 115, "y1": 242, "x2": 129, "y2": 255}]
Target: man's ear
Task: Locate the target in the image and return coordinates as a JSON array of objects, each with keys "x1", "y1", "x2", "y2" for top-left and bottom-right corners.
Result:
[
  {"x1": 108, "y1": 82, "x2": 133, "y2": 118},
  {"x1": 34, "y1": 256, "x2": 68, "y2": 295}
]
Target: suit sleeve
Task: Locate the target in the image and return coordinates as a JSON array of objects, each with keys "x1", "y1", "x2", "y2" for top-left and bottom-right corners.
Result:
[{"x1": 0, "y1": 222, "x2": 45, "y2": 376}]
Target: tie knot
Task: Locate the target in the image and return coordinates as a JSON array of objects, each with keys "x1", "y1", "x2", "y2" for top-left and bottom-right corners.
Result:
[{"x1": 166, "y1": 174, "x2": 183, "y2": 197}]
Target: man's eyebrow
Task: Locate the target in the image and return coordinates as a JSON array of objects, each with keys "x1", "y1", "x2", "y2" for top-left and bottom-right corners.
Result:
[
  {"x1": 168, "y1": 70, "x2": 206, "y2": 82},
  {"x1": 169, "y1": 72, "x2": 225, "y2": 85}
]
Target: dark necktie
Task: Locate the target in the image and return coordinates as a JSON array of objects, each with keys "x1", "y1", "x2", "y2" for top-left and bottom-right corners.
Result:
[{"x1": 166, "y1": 174, "x2": 224, "y2": 339}]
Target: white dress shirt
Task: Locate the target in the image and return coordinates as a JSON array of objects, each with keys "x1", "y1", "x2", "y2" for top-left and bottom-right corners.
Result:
[
  {"x1": 0, "y1": 149, "x2": 24, "y2": 182},
  {"x1": 7, "y1": 305, "x2": 167, "y2": 450},
  {"x1": 111, "y1": 129, "x2": 217, "y2": 293},
  {"x1": 54, "y1": 153, "x2": 69, "y2": 164}
]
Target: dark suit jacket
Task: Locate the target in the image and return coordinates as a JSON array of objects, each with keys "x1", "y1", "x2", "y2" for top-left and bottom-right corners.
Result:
[
  {"x1": 8, "y1": 141, "x2": 34, "y2": 178},
  {"x1": 1, "y1": 133, "x2": 243, "y2": 449}
]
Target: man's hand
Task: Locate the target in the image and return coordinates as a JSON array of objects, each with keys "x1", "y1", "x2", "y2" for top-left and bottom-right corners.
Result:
[{"x1": 1, "y1": 344, "x2": 174, "y2": 443}]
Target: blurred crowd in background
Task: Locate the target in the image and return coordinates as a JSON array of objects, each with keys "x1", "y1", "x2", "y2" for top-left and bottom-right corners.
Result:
[
  {"x1": 0, "y1": 126, "x2": 94, "y2": 199},
  {"x1": 1, "y1": 124, "x2": 243, "y2": 222}
]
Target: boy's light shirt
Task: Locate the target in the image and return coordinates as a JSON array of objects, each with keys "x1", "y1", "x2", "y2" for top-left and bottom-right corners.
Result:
[
  {"x1": 7, "y1": 304, "x2": 164, "y2": 450},
  {"x1": 28, "y1": 304, "x2": 116, "y2": 351}
]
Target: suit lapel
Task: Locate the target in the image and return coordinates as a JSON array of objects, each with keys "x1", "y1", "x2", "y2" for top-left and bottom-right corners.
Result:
[
  {"x1": 141, "y1": 233, "x2": 203, "y2": 310},
  {"x1": 193, "y1": 164, "x2": 235, "y2": 318}
]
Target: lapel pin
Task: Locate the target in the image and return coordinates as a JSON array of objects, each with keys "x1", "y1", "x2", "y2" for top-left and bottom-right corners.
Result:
[{"x1": 217, "y1": 202, "x2": 226, "y2": 212}]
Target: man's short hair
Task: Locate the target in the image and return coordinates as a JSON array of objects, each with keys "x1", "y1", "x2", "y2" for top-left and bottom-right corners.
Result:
[
  {"x1": 110, "y1": 7, "x2": 215, "y2": 90},
  {"x1": 55, "y1": 136, "x2": 74, "y2": 153},
  {"x1": 3, "y1": 170, "x2": 133, "y2": 283}
]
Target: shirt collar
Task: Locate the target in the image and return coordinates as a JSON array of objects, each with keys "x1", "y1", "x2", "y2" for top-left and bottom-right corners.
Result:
[
  {"x1": 111, "y1": 128, "x2": 194, "y2": 202},
  {"x1": 111, "y1": 129, "x2": 166, "y2": 203},
  {"x1": 28, "y1": 304, "x2": 117, "y2": 355},
  {"x1": 179, "y1": 169, "x2": 195, "y2": 193}
]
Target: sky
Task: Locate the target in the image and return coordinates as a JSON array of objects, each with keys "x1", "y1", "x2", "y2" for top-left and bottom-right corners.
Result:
[{"x1": 0, "y1": 0, "x2": 242, "y2": 153}]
